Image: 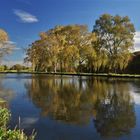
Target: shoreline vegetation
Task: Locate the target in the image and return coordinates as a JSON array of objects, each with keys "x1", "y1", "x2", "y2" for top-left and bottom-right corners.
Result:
[
  {"x1": 1, "y1": 14, "x2": 140, "y2": 77},
  {"x1": 0, "y1": 98, "x2": 36, "y2": 140},
  {"x1": 0, "y1": 71, "x2": 140, "y2": 78},
  {"x1": 24, "y1": 14, "x2": 136, "y2": 75}
]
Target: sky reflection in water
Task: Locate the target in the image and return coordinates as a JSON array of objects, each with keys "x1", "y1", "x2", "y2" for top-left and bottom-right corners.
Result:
[{"x1": 0, "y1": 74, "x2": 140, "y2": 140}]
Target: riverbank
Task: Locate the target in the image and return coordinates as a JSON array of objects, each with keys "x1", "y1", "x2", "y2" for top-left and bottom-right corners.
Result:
[{"x1": 0, "y1": 71, "x2": 140, "y2": 78}]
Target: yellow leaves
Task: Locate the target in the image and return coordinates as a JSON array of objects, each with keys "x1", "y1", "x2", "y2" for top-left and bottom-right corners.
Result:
[
  {"x1": 26, "y1": 24, "x2": 99, "y2": 72},
  {"x1": 39, "y1": 32, "x2": 47, "y2": 40},
  {"x1": 93, "y1": 14, "x2": 135, "y2": 72},
  {"x1": 91, "y1": 32, "x2": 97, "y2": 42},
  {"x1": 0, "y1": 29, "x2": 15, "y2": 60},
  {"x1": 0, "y1": 29, "x2": 8, "y2": 42},
  {"x1": 26, "y1": 19, "x2": 134, "y2": 73}
]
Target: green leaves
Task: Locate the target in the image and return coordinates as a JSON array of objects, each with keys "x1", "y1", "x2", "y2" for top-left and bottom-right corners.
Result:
[
  {"x1": 93, "y1": 14, "x2": 135, "y2": 72},
  {"x1": 25, "y1": 14, "x2": 135, "y2": 73},
  {"x1": 0, "y1": 108, "x2": 10, "y2": 128},
  {"x1": 0, "y1": 107, "x2": 36, "y2": 140},
  {"x1": 25, "y1": 25, "x2": 96, "y2": 72}
]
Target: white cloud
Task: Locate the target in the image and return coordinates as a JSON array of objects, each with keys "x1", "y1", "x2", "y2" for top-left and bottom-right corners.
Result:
[
  {"x1": 6, "y1": 41, "x2": 16, "y2": 45},
  {"x1": 0, "y1": 41, "x2": 21, "y2": 52},
  {"x1": 134, "y1": 32, "x2": 140, "y2": 43},
  {"x1": 0, "y1": 41, "x2": 15, "y2": 50},
  {"x1": 131, "y1": 91, "x2": 140, "y2": 105},
  {"x1": 21, "y1": 117, "x2": 39, "y2": 128},
  {"x1": 12, "y1": 47, "x2": 22, "y2": 50},
  {"x1": 14, "y1": 9, "x2": 39, "y2": 23},
  {"x1": 134, "y1": 31, "x2": 140, "y2": 51}
]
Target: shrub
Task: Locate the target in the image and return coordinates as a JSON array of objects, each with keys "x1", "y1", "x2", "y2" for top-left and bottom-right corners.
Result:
[{"x1": 0, "y1": 108, "x2": 36, "y2": 140}]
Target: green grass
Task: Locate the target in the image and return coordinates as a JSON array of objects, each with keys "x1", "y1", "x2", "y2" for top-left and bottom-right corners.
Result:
[{"x1": 0, "y1": 70, "x2": 140, "y2": 78}]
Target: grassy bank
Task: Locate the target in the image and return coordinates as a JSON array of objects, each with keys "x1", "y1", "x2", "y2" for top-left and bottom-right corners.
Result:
[
  {"x1": 0, "y1": 70, "x2": 140, "y2": 78},
  {"x1": 0, "y1": 98, "x2": 36, "y2": 140}
]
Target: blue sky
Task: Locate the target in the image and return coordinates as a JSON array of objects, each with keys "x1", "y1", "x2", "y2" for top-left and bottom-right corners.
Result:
[{"x1": 0, "y1": 0, "x2": 140, "y2": 65}]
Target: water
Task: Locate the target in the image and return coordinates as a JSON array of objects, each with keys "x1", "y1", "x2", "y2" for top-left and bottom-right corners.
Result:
[{"x1": 0, "y1": 74, "x2": 140, "y2": 140}]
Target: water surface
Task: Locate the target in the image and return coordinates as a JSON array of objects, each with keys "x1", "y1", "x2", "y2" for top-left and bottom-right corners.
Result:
[{"x1": 0, "y1": 74, "x2": 140, "y2": 140}]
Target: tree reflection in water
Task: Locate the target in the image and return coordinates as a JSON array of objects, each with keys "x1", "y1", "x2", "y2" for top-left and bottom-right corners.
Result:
[
  {"x1": 25, "y1": 75, "x2": 136, "y2": 138},
  {"x1": 0, "y1": 75, "x2": 15, "y2": 108},
  {"x1": 92, "y1": 78, "x2": 136, "y2": 138}
]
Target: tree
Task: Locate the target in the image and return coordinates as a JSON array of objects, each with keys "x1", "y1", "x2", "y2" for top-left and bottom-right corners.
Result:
[
  {"x1": 0, "y1": 29, "x2": 14, "y2": 60},
  {"x1": 93, "y1": 14, "x2": 135, "y2": 73},
  {"x1": 25, "y1": 39, "x2": 51, "y2": 72},
  {"x1": 25, "y1": 25, "x2": 96, "y2": 72},
  {"x1": 45, "y1": 25, "x2": 95, "y2": 72},
  {"x1": 10, "y1": 64, "x2": 25, "y2": 72},
  {"x1": 25, "y1": 15, "x2": 135, "y2": 73},
  {"x1": 0, "y1": 29, "x2": 8, "y2": 42}
]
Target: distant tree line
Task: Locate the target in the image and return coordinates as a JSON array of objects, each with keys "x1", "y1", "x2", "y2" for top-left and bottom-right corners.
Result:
[
  {"x1": 0, "y1": 64, "x2": 30, "y2": 72},
  {"x1": 10, "y1": 64, "x2": 29, "y2": 72},
  {"x1": 126, "y1": 52, "x2": 140, "y2": 74},
  {"x1": 0, "y1": 14, "x2": 137, "y2": 74}
]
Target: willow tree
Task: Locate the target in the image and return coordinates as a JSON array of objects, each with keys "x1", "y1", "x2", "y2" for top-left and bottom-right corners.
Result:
[
  {"x1": 25, "y1": 27, "x2": 63, "y2": 72},
  {"x1": 25, "y1": 39, "x2": 51, "y2": 71},
  {"x1": 48, "y1": 25, "x2": 96, "y2": 72},
  {"x1": 40, "y1": 31, "x2": 61, "y2": 72},
  {"x1": 0, "y1": 29, "x2": 14, "y2": 60},
  {"x1": 25, "y1": 25, "x2": 96, "y2": 72},
  {"x1": 93, "y1": 14, "x2": 135, "y2": 73}
]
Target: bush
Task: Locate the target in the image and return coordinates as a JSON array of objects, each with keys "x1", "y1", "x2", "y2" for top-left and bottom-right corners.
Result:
[
  {"x1": 0, "y1": 128, "x2": 36, "y2": 140},
  {"x1": 0, "y1": 108, "x2": 36, "y2": 140},
  {"x1": 0, "y1": 108, "x2": 10, "y2": 128}
]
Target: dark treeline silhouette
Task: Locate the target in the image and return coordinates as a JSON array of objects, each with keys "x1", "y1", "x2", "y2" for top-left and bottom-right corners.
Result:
[{"x1": 126, "y1": 51, "x2": 140, "y2": 74}]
